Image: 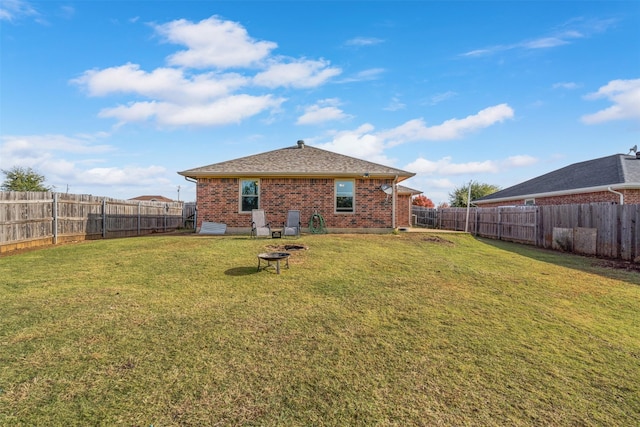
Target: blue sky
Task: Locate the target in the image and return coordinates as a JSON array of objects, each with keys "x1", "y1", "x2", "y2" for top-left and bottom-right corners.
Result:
[{"x1": 1, "y1": 0, "x2": 639, "y2": 204}]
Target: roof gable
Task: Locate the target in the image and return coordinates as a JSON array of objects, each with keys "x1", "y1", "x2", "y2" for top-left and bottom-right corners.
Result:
[
  {"x1": 178, "y1": 143, "x2": 415, "y2": 180},
  {"x1": 477, "y1": 154, "x2": 640, "y2": 202}
]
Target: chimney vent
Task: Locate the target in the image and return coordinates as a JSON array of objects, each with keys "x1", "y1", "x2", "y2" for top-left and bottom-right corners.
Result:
[{"x1": 297, "y1": 140, "x2": 305, "y2": 148}]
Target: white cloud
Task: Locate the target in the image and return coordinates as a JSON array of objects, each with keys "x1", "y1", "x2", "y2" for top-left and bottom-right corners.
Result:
[
  {"x1": 404, "y1": 154, "x2": 537, "y2": 176},
  {"x1": 154, "y1": 16, "x2": 277, "y2": 69},
  {"x1": 316, "y1": 124, "x2": 394, "y2": 165},
  {"x1": 504, "y1": 155, "x2": 538, "y2": 167},
  {"x1": 553, "y1": 82, "x2": 580, "y2": 90},
  {"x1": 58, "y1": 5, "x2": 74, "y2": 19},
  {"x1": 581, "y1": 78, "x2": 640, "y2": 124},
  {"x1": 297, "y1": 99, "x2": 351, "y2": 125},
  {"x1": 428, "y1": 91, "x2": 457, "y2": 106},
  {"x1": 0, "y1": 132, "x2": 172, "y2": 194},
  {"x1": 1, "y1": 134, "x2": 113, "y2": 165},
  {"x1": 461, "y1": 18, "x2": 615, "y2": 58},
  {"x1": 253, "y1": 59, "x2": 341, "y2": 88},
  {"x1": 72, "y1": 15, "x2": 342, "y2": 128},
  {"x1": 427, "y1": 178, "x2": 456, "y2": 189},
  {"x1": 99, "y1": 94, "x2": 286, "y2": 127},
  {"x1": 82, "y1": 165, "x2": 168, "y2": 186},
  {"x1": 405, "y1": 156, "x2": 499, "y2": 175},
  {"x1": 381, "y1": 104, "x2": 514, "y2": 145},
  {"x1": 0, "y1": 0, "x2": 38, "y2": 22},
  {"x1": 344, "y1": 37, "x2": 384, "y2": 47},
  {"x1": 313, "y1": 104, "x2": 514, "y2": 166},
  {"x1": 338, "y1": 68, "x2": 385, "y2": 83},
  {"x1": 72, "y1": 64, "x2": 248, "y2": 103},
  {"x1": 384, "y1": 97, "x2": 406, "y2": 112},
  {"x1": 521, "y1": 36, "x2": 571, "y2": 50}
]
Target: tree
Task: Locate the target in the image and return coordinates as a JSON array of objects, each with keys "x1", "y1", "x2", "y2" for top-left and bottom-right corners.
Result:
[
  {"x1": 437, "y1": 202, "x2": 450, "y2": 209},
  {"x1": 1, "y1": 166, "x2": 51, "y2": 191},
  {"x1": 449, "y1": 182, "x2": 500, "y2": 207},
  {"x1": 412, "y1": 194, "x2": 435, "y2": 208}
]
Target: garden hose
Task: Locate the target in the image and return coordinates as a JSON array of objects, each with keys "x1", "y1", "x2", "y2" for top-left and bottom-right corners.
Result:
[{"x1": 309, "y1": 211, "x2": 327, "y2": 234}]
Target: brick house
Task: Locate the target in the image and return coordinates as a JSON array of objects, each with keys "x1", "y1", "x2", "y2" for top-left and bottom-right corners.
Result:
[
  {"x1": 396, "y1": 184, "x2": 423, "y2": 227},
  {"x1": 178, "y1": 141, "x2": 417, "y2": 233},
  {"x1": 474, "y1": 153, "x2": 640, "y2": 207}
]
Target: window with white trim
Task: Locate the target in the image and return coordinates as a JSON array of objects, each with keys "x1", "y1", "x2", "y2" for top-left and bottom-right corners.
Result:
[
  {"x1": 524, "y1": 198, "x2": 535, "y2": 206},
  {"x1": 240, "y1": 179, "x2": 259, "y2": 212},
  {"x1": 335, "y1": 180, "x2": 354, "y2": 213}
]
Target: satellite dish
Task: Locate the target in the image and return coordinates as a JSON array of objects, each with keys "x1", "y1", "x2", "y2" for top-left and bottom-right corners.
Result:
[
  {"x1": 629, "y1": 145, "x2": 638, "y2": 155},
  {"x1": 380, "y1": 184, "x2": 393, "y2": 195},
  {"x1": 380, "y1": 184, "x2": 393, "y2": 202}
]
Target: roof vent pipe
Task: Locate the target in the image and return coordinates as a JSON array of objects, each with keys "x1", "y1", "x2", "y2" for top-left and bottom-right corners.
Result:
[{"x1": 297, "y1": 140, "x2": 305, "y2": 148}]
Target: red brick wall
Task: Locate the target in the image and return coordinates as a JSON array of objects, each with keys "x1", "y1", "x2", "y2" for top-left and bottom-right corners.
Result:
[
  {"x1": 196, "y1": 177, "x2": 402, "y2": 230},
  {"x1": 397, "y1": 194, "x2": 412, "y2": 227},
  {"x1": 477, "y1": 189, "x2": 640, "y2": 208}
]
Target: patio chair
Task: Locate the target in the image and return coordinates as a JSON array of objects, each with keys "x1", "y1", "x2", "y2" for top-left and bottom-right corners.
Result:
[
  {"x1": 251, "y1": 209, "x2": 271, "y2": 238},
  {"x1": 283, "y1": 210, "x2": 301, "y2": 238}
]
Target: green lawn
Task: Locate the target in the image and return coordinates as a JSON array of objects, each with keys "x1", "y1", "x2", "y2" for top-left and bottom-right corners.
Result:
[{"x1": 1, "y1": 233, "x2": 638, "y2": 426}]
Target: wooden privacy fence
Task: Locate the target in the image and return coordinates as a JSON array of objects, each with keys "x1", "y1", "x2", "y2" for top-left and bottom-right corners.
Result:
[
  {"x1": 412, "y1": 203, "x2": 640, "y2": 261},
  {"x1": 1, "y1": 192, "x2": 185, "y2": 253}
]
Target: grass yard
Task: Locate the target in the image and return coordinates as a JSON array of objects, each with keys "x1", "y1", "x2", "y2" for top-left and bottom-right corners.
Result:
[{"x1": 1, "y1": 232, "x2": 639, "y2": 426}]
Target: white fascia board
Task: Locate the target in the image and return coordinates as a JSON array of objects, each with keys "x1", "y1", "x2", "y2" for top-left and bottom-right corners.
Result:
[{"x1": 474, "y1": 183, "x2": 640, "y2": 205}]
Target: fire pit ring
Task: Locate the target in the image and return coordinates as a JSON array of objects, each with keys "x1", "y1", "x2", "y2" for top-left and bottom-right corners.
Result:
[{"x1": 257, "y1": 252, "x2": 291, "y2": 274}]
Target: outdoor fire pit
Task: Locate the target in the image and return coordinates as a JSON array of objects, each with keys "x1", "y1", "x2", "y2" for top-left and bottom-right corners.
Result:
[{"x1": 257, "y1": 252, "x2": 291, "y2": 274}]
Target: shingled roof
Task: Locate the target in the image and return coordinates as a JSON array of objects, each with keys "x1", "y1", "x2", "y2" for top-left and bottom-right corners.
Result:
[
  {"x1": 476, "y1": 154, "x2": 640, "y2": 203},
  {"x1": 178, "y1": 141, "x2": 415, "y2": 181},
  {"x1": 396, "y1": 184, "x2": 423, "y2": 195}
]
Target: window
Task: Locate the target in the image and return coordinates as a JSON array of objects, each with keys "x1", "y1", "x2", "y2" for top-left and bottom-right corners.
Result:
[
  {"x1": 240, "y1": 179, "x2": 259, "y2": 212},
  {"x1": 524, "y1": 198, "x2": 535, "y2": 206},
  {"x1": 335, "y1": 180, "x2": 354, "y2": 213}
]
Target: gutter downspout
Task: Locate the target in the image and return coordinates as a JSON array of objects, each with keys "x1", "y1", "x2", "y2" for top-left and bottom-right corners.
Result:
[
  {"x1": 608, "y1": 187, "x2": 624, "y2": 205},
  {"x1": 184, "y1": 176, "x2": 197, "y2": 184},
  {"x1": 392, "y1": 175, "x2": 398, "y2": 229}
]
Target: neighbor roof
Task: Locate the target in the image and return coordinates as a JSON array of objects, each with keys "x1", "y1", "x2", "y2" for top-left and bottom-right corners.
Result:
[
  {"x1": 129, "y1": 195, "x2": 176, "y2": 202},
  {"x1": 178, "y1": 142, "x2": 415, "y2": 181},
  {"x1": 396, "y1": 184, "x2": 423, "y2": 195},
  {"x1": 476, "y1": 154, "x2": 640, "y2": 203}
]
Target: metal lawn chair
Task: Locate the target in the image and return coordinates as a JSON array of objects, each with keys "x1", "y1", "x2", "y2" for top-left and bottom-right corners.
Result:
[
  {"x1": 251, "y1": 209, "x2": 271, "y2": 238},
  {"x1": 283, "y1": 210, "x2": 301, "y2": 238}
]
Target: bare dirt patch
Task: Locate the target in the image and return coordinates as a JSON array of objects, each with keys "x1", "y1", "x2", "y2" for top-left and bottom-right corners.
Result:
[
  {"x1": 593, "y1": 259, "x2": 640, "y2": 273},
  {"x1": 422, "y1": 236, "x2": 454, "y2": 245}
]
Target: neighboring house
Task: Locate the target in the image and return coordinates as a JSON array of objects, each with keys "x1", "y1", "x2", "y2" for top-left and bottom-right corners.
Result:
[
  {"x1": 130, "y1": 195, "x2": 176, "y2": 203},
  {"x1": 178, "y1": 140, "x2": 417, "y2": 233},
  {"x1": 474, "y1": 153, "x2": 640, "y2": 207}
]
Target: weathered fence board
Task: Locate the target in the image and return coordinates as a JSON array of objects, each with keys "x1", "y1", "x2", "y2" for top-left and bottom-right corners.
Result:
[
  {"x1": 1, "y1": 192, "x2": 186, "y2": 253},
  {"x1": 412, "y1": 203, "x2": 640, "y2": 261}
]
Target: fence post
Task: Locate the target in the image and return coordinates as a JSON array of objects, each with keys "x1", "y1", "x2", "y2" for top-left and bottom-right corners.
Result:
[
  {"x1": 535, "y1": 207, "x2": 540, "y2": 247},
  {"x1": 164, "y1": 204, "x2": 168, "y2": 232},
  {"x1": 53, "y1": 192, "x2": 58, "y2": 245},
  {"x1": 474, "y1": 208, "x2": 478, "y2": 236},
  {"x1": 138, "y1": 202, "x2": 141, "y2": 236},
  {"x1": 102, "y1": 198, "x2": 107, "y2": 239}
]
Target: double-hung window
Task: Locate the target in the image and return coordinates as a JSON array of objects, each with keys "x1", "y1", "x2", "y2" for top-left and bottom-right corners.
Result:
[
  {"x1": 240, "y1": 179, "x2": 259, "y2": 212},
  {"x1": 335, "y1": 180, "x2": 354, "y2": 213}
]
